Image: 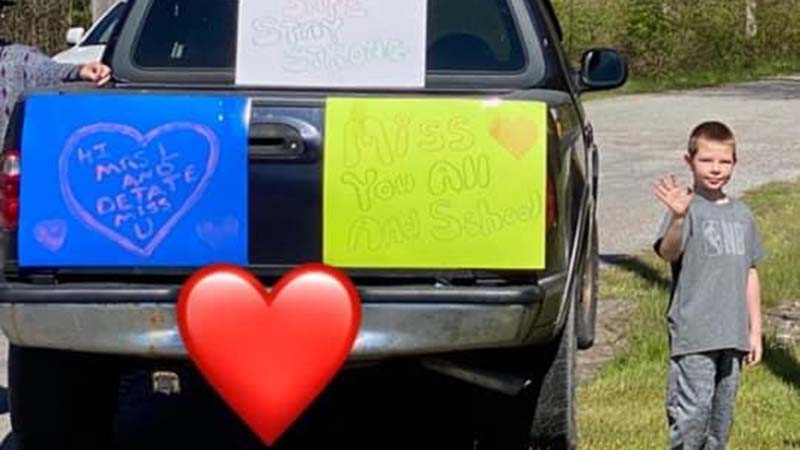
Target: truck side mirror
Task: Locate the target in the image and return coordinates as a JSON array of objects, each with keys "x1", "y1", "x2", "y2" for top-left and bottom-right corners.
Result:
[
  {"x1": 579, "y1": 49, "x2": 628, "y2": 92},
  {"x1": 66, "y1": 27, "x2": 86, "y2": 46}
]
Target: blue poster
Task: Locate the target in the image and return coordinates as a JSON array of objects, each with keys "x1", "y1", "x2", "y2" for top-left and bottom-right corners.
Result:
[{"x1": 18, "y1": 93, "x2": 249, "y2": 267}]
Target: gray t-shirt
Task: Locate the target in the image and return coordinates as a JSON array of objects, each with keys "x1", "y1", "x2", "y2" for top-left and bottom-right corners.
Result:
[{"x1": 654, "y1": 195, "x2": 764, "y2": 357}]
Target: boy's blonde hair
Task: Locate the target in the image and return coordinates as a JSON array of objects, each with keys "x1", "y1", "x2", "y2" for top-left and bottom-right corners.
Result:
[{"x1": 687, "y1": 121, "x2": 737, "y2": 163}]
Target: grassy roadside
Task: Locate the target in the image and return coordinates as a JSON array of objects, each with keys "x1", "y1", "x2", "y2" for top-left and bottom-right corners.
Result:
[
  {"x1": 583, "y1": 58, "x2": 800, "y2": 101},
  {"x1": 577, "y1": 180, "x2": 800, "y2": 449}
]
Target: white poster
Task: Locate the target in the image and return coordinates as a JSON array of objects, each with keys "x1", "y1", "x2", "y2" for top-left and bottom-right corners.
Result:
[{"x1": 236, "y1": 0, "x2": 427, "y2": 88}]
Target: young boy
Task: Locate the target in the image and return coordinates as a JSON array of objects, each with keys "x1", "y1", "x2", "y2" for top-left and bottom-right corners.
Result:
[
  {"x1": 653, "y1": 121, "x2": 764, "y2": 450},
  {"x1": 0, "y1": 0, "x2": 112, "y2": 145}
]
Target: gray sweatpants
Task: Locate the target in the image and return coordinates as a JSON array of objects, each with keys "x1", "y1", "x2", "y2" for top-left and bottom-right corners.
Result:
[{"x1": 666, "y1": 350, "x2": 743, "y2": 450}]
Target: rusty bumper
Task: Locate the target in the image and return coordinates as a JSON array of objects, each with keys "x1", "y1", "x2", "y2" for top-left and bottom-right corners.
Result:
[{"x1": 0, "y1": 277, "x2": 565, "y2": 360}]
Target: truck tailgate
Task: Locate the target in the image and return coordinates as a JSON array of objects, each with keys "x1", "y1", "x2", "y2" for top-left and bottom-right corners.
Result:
[
  {"x1": 6, "y1": 89, "x2": 556, "y2": 283},
  {"x1": 245, "y1": 104, "x2": 324, "y2": 265}
]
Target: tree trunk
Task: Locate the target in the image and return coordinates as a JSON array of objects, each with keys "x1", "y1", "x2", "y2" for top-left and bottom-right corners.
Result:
[
  {"x1": 91, "y1": 0, "x2": 116, "y2": 21},
  {"x1": 746, "y1": 0, "x2": 757, "y2": 38}
]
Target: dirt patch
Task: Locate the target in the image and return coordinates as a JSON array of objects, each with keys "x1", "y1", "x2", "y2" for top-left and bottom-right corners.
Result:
[
  {"x1": 764, "y1": 301, "x2": 800, "y2": 348},
  {"x1": 577, "y1": 299, "x2": 637, "y2": 384}
]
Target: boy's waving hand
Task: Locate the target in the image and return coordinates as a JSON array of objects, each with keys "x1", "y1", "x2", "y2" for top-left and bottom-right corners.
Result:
[{"x1": 654, "y1": 174, "x2": 694, "y2": 217}]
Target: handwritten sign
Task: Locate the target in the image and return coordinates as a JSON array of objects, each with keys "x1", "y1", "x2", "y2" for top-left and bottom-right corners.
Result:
[
  {"x1": 323, "y1": 98, "x2": 547, "y2": 269},
  {"x1": 18, "y1": 94, "x2": 249, "y2": 267},
  {"x1": 236, "y1": 0, "x2": 427, "y2": 87}
]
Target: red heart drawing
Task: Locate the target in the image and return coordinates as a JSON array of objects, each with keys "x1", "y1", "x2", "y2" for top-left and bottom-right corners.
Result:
[
  {"x1": 489, "y1": 116, "x2": 538, "y2": 160},
  {"x1": 177, "y1": 263, "x2": 361, "y2": 445}
]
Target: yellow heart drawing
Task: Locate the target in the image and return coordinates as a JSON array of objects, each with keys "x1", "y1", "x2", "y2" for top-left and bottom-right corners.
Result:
[{"x1": 489, "y1": 116, "x2": 538, "y2": 159}]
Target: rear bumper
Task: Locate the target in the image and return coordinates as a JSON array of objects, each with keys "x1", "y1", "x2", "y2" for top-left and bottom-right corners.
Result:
[{"x1": 0, "y1": 277, "x2": 564, "y2": 361}]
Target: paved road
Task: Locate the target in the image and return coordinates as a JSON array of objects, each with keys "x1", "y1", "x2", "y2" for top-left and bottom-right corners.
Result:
[
  {"x1": 588, "y1": 75, "x2": 800, "y2": 256},
  {"x1": 1, "y1": 75, "x2": 799, "y2": 448}
]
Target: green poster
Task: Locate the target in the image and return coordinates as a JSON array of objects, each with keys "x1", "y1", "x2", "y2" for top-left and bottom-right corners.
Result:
[{"x1": 323, "y1": 97, "x2": 547, "y2": 269}]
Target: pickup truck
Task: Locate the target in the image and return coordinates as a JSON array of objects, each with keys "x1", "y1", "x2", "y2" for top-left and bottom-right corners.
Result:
[{"x1": 0, "y1": 0, "x2": 627, "y2": 449}]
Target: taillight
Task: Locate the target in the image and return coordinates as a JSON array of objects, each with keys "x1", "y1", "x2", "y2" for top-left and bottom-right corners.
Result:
[
  {"x1": 546, "y1": 176, "x2": 557, "y2": 228},
  {"x1": 0, "y1": 148, "x2": 20, "y2": 230}
]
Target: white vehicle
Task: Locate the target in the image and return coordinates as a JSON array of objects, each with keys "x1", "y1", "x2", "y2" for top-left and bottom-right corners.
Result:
[{"x1": 52, "y1": 1, "x2": 126, "y2": 64}]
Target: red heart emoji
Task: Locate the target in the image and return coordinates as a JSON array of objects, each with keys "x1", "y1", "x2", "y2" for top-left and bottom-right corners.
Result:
[{"x1": 177, "y1": 263, "x2": 361, "y2": 445}]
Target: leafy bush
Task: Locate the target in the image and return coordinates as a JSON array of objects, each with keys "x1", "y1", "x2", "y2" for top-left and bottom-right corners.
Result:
[{"x1": 552, "y1": 0, "x2": 800, "y2": 78}]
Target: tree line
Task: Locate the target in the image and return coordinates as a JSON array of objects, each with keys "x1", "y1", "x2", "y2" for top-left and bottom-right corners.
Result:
[
  {"x1": 552, "y1": 0, "x2": 800, "y2": 78},
  {"x1": 1, "y1": 0, "x2": 92, "y2": 56}
]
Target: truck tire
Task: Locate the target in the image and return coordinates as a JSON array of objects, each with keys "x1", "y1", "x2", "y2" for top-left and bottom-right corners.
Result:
[
  {"x1": 464, "y1": 294, "x2": 578, "y2": 450},
  {"x1": 526, "y1": 292, "x2": 578, "y2": 450},
  {"x1": 577, "y1": 221, "x2": 599, "y2": 349},
  {"x1": 8, "y1": 344, "x2": 120, "y2": 450}
]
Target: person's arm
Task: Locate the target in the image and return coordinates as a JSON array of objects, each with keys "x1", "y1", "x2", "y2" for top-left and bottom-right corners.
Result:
[
  {"x1": 653, "y1": 175, "x2": 693, "y2": 262},
  {"x1": 657, "y1": 214, "x2": 686, "y2": 262},
  {"x1": 15, "y1": 45, "x2": 82, "y2": 86},
  {"x1": 16, "y1": 45, "x2": 110, "y2": 87},
  {"x1": 744, "y1": 267, "x2": 762, "y2": 366}
]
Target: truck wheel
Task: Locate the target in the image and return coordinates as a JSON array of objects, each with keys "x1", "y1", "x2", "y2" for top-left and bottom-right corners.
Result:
[
  {"x1": 526, "y1": 292, "x2": 578, "y2": 450},
  {"x1": 466, "y1": 295, "x2": 578, "y2": 450},
  {"x1": 8, "y1": 344, "x2": 120, "y2": 450},
  {"x1": 577, "y1": 221, "x2": 599, "y2": 349}
]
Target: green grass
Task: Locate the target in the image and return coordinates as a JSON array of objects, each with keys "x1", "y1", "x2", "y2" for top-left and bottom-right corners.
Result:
[
  {"x1": 742, "y1": 182, "x2": 800, "y2": 308},
  {"x1": 578, "y1": 180, "x2": 800, "y2": 449},
  {"x1": 583, "y1": 58, "x2": 800, "y2": 101}
]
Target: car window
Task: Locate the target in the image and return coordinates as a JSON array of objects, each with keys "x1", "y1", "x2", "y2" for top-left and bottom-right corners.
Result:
[
  {"x1": 131, "y1": 0, "x2": 526, "y2": 72},
  {"x1": 83, "y1": 2, "x2": 126, "y2": 46},
  {"x1": 428, "y1": 0, "x2": 525, "y2": 71},
  {"x1": 133, "y1": 0, "x2": 237, "y2": 68}
]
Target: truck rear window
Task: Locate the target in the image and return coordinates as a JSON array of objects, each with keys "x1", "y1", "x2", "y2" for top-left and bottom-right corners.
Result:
[{"x1": 132, "y1": 0, "x2": 526, "y2": 72}]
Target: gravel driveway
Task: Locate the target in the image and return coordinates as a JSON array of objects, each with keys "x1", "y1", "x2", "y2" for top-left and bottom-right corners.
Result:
[{"x1": 1, "y1": 75, "x2": 799, "y2": 448}]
